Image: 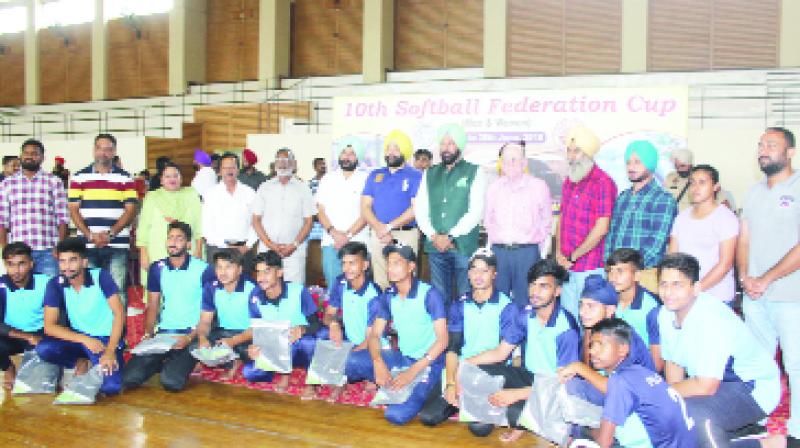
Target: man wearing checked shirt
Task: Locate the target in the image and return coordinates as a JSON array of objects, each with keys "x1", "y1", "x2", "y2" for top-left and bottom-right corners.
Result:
[{"x1": 605, "y1": 140, "x2": 677, "y2": 292}]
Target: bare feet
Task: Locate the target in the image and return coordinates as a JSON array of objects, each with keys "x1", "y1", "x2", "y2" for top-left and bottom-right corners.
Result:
[
  {"x1": 274, "y1": 374, "x2": 289, "y2": 393},
  {"x1": 75, "y1": 358, "x2": 89, "y2": 376},
  {"x1": 499, "y1": 429, "x2": 525, "y2": 443},
  {"x1": 326, "y1": 386, "x2": 343, "y2": 403},
  {"x1": 222, "y1": 360, "x2": 241, "y2": 381},
  {"x1": 760, "y1": 434, "x2": 787, "y2": 448},
  {"x1": 300, "y1": 385, "x2": 316, "y2": 401},
  {"x1": 3, "y1": 364, "x2": 16, "y2": 389}
]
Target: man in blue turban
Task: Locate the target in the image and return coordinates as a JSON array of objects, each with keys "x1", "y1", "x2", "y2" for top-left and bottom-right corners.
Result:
[{"x1": 604, "y1": 140, "x2": 676, "y2": 293}]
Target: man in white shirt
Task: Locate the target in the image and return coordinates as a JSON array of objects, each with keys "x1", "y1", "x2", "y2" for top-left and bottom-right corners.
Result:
[
  {"x1": 252, "y1": 148, "x2": 315, "y2": 283},
  {"x1": 316, "y1": 137, "x2": 369, "y2": 291},
  {"x1": 201, "y1": 152, "x2": 257, "y2": 273},
  {"x1": 191, "y1": 149, "x2": 217, "y2": 199}
]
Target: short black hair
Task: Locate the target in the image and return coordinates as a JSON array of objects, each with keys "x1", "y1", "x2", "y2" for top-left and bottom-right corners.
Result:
[
  {"x1": 414, "y1": 149, "x2": 432, "y2": 160},
  {"x1": 691, "y1": 164, "x2": 719, "y2": 184},
  {"x1": 338, "y1": 241, "x2": 369, "y2": 260},
  {"x1": 766, "y1": 126, "x2": 796, "y2": 148},
  {"x1": 2, "y1": 155, "x2": 19, "y2": 165},
  {"x1": 161, "y1": 161, "x2": 181, "y2": 176},
  {"x1": 95, "y1": 133, "x2": 117, "y2": 147},
  {"x1": 56, "y1": 237, "x2": 87, "y2": 258},
  {"x1": 527, "y1": 258, "x2": 568, "y2": 286},
  {"x1": 499, "y1": 140, "x2": 526, "y2": 157},
  {"x1": 155, "y1": 156, "x2": 171, "y2": 172},
  {"x1": 592, "y1": 317, "x2": 633, "y2": 346},
  {"x1": 212, "y1": 248, "x2": 243, "y2": 266},
  {"x1": 606, "y1": 248, "x2": 644, "y2": 270},
  {"x1": 254, "y1": 250, "x2": 283, "y2": 269},
  {"x1": 219, "y1": 152, "x2": 240, "y2": 169},
  {"x1": 21, "y1": 138, "x2": 44, "y2": 155},
  {"x1": 313, "y1": 157, "x2": 325, "y2": 166},
  {"x1": 657, "y1": 252, "x2": 701, "y2": 283},
  {"x1": 3, "y1": 241, "x2": 32, "y2": 260},
  {"x1": 167, "y1": 220, "x2": 192, "y2": 240}
]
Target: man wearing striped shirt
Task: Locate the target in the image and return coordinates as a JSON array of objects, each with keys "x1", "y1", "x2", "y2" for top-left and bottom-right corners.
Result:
[{"x1": 67, "y1": 134, "x2": 138, "y2": 306}]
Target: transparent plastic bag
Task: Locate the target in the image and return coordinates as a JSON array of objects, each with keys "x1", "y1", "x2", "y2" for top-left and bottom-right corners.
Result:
[
  {"x1": 131, "y1": 334, "x2": 181, "y2": 356},
  {"x1": 457, "y1": 362, "x2": 508, "y2": 426},
  {"x1": 517, "y1": 374, "x2": 570, "y2": 446},
  {"x1": 12, "y1": 350, "x2": 60, "y2": 395},
  {"x1": 559, "y1": 381, "x2": 603, "y2": 428},
  {"x1": 370, "y1": 366, "x2": 431, "y2": 406},
  {"x1": 252, "y1": 319, "x2": 292, "y2": 373},
  {"x1": 191, "y1": 343, "x2": 238, "y2": 367},
  {"x1": 53, "y1": 364, "x2": 104, "y2": 405},
  {"x1": 306, "y1": 340, "x2": 353, "y2": 386}
]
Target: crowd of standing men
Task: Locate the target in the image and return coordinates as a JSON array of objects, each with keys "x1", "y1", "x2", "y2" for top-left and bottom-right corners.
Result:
[{"x1": 0, "y1": 123, "x2": 798, "y2": 447}]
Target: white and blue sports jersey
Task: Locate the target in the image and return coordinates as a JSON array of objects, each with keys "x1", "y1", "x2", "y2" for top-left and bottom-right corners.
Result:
[
  {"x1": 505, "y1": 303, "x2": 580, "y2": 374},
  {"x1": 658, "y1": 292, "x2": 781, "y2": 414},
  {"x1": 604, "y1": 364, "x2": 697, "y2": 448}
]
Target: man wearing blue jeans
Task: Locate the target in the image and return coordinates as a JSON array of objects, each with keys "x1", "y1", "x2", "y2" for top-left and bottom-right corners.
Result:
[
  {"x1": 659, "y1": 253, "x2": 784, "y2": 448},
  {"x1": 68, "y1": 134, "x2": 138, "y2": 307},
  {"x1": 316, "y1": 137, "x2": 369, "y2": 293},
  {"x1": 37, "y1": 237, "x2": 126, "y2": 397},
  {"x1": 346, "y1": 242, "x2": 448, "y2": 425},
  {"x1": 739, "y1": 127, "x2": 800, "y2": 447},
  {"x1": 0, "y1": 138, "x2": 68, "y2": 278},
  {"x1": 416, "y1": 124, "x2": 486, "y2": 305}
]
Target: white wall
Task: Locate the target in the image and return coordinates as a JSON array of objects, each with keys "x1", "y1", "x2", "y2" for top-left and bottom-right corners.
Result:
[
  {"x1": 0, "y1": 137, "x2": 147, "y2": 174},
  {"x1": 687, "y1": 127, "x2": 800, "y2": 208},
  {"x1": 246, "y1": 133, "x2": 332, "y2": 181}
]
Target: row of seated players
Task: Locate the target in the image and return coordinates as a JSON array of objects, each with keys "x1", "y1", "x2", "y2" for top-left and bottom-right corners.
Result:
[{"x1": 0, "y1": 220, "x2": 785, "y2": 448}]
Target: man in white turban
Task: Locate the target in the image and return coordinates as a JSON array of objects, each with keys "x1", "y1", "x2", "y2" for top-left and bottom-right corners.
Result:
[{"x1": 665, "y1": 148, "x2": 694, "y2": 211}]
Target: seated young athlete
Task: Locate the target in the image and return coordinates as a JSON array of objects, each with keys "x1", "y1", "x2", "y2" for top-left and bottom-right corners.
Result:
[
  {"x1": 0, "y1": 242, "x2": 49, "y2": 388},
  {"x1": 323, "y1": 241, "x2": 383, "y2": 402},
  {"x1": 346, "y1": 241, "x2": 448, "y2": 425},
  {"x1": 418, "y1": 247, "x2": 516, "y2": 428},
  {"x1": 243, "y1": 250, "x2": 320, "y2": 398},
  {"x1": 605, "y1": 248, "x2": 663, "y2": 372},
  {"x1": 557, "y1": 274, "x2": 655, "y2": 404},
  {"x1": 658, "y1": 253, "x2": 785, "y2": 448},
  {"x1": 122, "y1": 221, "x2": 215, "y2": 392},
  {"x1": 196, "y1": 249, "x2": 257, "y2": 380},
  {"x1": 580, "y1": 317, "x2": 697, "y2": 448},
  {"x1": 466, "y1": 258, "x2": 580, "y2": 441},
  {"x1": 36, "y1": 237, "x2": 126, "y2": 396}
]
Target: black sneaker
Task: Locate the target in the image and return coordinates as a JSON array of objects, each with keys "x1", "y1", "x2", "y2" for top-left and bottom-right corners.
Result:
[
  {"x1": 787, "y1": 435, "x2": 800, "y2": 448},
  {"x1": 730, "y1": 423, "x2": 769, "y2": 441}
]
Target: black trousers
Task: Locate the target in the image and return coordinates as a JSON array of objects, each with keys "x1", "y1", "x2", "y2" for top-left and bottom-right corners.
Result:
[
  {"x1": 122, "y1": 343, "x2": 198, "y2": 392},
  {"x1": 0, "y1": 334, "x2": 34, "y2": 370}
]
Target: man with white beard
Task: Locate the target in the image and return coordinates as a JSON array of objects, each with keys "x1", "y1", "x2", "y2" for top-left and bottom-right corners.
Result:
[{"x1": 555, "y1": 126, "x2": 618, "y2": 319}]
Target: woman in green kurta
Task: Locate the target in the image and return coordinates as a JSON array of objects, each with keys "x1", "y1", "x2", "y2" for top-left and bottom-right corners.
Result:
[{"x1": 137, "y1": 162, "x2": 203, "y2": 285}]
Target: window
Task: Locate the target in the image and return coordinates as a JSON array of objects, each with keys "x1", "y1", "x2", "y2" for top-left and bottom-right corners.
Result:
[
  {"x1": 104, "y1": 0, "x2": 173, "y2": 20},
  {"x1": 0, "y1": 6, "x2": 27, "y2": 35},
  {"x1": 37, "y1": 0, "x2": 93, "y2": 29}
]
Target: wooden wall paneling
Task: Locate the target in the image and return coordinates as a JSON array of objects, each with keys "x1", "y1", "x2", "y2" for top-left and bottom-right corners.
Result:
[
  {"x1": 564, "y1": 0, "x2": 620, "y2": 74},
  {"x1": 146, "y1": 122, "x2": 204, "y2": 186},
  {"x1": 39, "y1": 23, "x2": 92, "y2": 104},
  {"x1": 240, "y1": 0, "x2": 260, "y2": 80},
  {"x1": 508, "y1": 0, "x2": 564, "y2": 76},
  {"x1": 107, "y1": 13, "x2": 168, "y2": 99},
  {"x1": 648, "y1": 0, "x2": 712, "y2": 71},
  {"x1": 194, "y1": 102, "x2": 311, "y2": 151},
  {"x1": 336, "y1": 0, "x2": 363, "y2": 75},
  {"x1": 206, "y1": 0, "x2": 242, "y2": 82},
  {"x1": 139, "y1": 14, "x2": 169, "y2": 97},
  {"x1": 444, "y1": 0, "x2": 483, "y2": 68},
  {"x1": 207, "y1": 0, "x2": 259, "y2": 82},
  {"x1": 712, "y1": 0, "x2": 779, "y2": 69},
  {"x1": 0, "y1": 32, "x2": 25, "y2": 106},
  {"x1": 291, "y1": 0, "x2": 338, "y2": 76},
  {"x1": 395, "y1": 0, "x2": 446, "y2": 71}
]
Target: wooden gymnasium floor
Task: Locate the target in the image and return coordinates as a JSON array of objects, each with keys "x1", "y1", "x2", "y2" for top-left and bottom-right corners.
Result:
[{"x1": 0, "y1": 376, "x2": 553, "y2": 447}]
